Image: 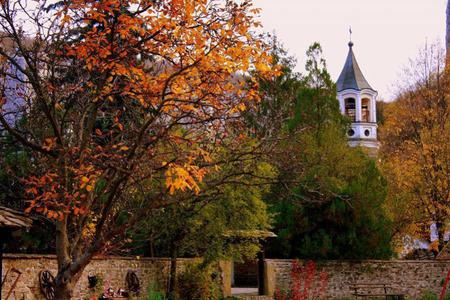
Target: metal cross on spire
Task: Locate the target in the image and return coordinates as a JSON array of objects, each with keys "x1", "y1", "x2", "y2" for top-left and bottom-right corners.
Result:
[{"x1": 348, "y1": 26, "x2": 354, "y2": 48}]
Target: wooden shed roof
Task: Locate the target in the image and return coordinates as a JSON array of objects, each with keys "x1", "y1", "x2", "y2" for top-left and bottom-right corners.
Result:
[{"x1": 0, "y1": 206, "x2": 33, "y2": 229}]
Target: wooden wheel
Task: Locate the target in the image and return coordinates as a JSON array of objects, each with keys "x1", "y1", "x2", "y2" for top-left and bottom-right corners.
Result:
[
  {"x1": 125, "y1": 271, "x2": 140, "y2": 295},
  {"x1": 39, "y1": 270, "x2": 56, "y2": 300}
]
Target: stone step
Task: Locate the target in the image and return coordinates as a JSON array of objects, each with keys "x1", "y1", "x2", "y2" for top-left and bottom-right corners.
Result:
[
  {"x1": 234, "y1": 296, "x2": 273, "y2": 300},
  {"x1": 231, "y1": 287, "x2": 273, "y2": 300}
]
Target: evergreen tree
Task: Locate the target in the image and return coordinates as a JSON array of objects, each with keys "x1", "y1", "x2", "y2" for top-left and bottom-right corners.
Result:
[{"x1": 263, "y1": 43, "x2": 393, "y2": 259}]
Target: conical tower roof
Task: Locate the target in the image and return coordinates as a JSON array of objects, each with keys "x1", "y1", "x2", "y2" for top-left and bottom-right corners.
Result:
[{"x1": 336, "y1": 42, "x2": 375, "y2": 92}]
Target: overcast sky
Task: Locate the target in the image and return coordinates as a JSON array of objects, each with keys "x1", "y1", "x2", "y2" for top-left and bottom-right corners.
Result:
[{"x1": 256, "y1": 0, "x2": 447, "y2": 101}]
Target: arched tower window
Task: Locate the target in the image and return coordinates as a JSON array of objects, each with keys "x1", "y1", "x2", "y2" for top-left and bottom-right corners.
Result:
[
  {"x1": 361, "y1": 98, "x2": 370, "y2": 122},
  {"x1": 345, "y1": 98, "x2": 356, "y2": 122}
]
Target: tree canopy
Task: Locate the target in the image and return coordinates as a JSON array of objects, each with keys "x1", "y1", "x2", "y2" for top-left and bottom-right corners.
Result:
[
  {"x1": 0, "y1": 0, "x2": 275, "y2": 297},
  {"x1": 380, "y1": 43, "x2": 450, "y2": 252},
  {"x1": 261, "y1": 43, "x2": 393, "y2": 259}
]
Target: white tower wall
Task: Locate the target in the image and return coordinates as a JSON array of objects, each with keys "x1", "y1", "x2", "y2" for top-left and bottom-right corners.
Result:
[{"x1": 336, "y1": 42, "x2": 379, "y2": 150}]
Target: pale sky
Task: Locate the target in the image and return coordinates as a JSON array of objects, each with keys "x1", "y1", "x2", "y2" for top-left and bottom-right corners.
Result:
[{"x1": 256, "y1": 0, "x2": 447, "y2": 101}]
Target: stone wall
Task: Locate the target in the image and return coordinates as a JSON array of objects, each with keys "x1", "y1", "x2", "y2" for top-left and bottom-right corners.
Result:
[
  {"x1": 265, "y1": 259, "x2": 450, "y2": 299},
  {"x1": 1, "y1": 254, "x2": 231, "y2": 300},
  {"x1": 4, "y1": 255, "x2": 450, "y2": 300}
]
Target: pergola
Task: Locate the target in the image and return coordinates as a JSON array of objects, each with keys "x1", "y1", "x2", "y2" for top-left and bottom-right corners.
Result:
[{"x1": 0, "y1": 206, "x2": 33, "y2": 299}]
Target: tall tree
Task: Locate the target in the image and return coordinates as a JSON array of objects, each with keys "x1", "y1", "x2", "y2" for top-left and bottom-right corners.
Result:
[
  {"x1": 263, "y1": 43, "x2": 393, "y2": 259},
  {"x1": 380, "y1": 43, "x2": 450, "y2": 252},
  {"x1": 246, "y1": 35, "x2": 300, "y2": 142},
  {"x1": 0, "y1": 0, "x2": 273, "y2": 298}
]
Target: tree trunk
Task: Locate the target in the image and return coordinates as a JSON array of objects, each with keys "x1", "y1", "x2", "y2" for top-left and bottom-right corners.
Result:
[
  {"x1": 436, "y1": 221, "x2": 446, "y2": 253},
  {"x1": 53, "y1": 218, "x2": 75, "y2": 300},
  {"x1": 54, "y1": 281, "x2": 76, "y2": 300},
  {"x1": 53, "y1": 229, "x2": 91, "y2": 300},
  {"x1": 167, "y1": 244, "x2": 178, "y2": 299},
  {"x1": 53, "y1": 265, "x2": 87, "y2": 300}
]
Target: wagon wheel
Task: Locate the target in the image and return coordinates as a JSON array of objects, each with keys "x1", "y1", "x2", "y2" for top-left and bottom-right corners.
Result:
[
  {"x1": 39, "y1": 270, "x2": 56, "y2": 300},
  {"x1": 125, "y1": 271, "x2": 140, "y2": 295}
]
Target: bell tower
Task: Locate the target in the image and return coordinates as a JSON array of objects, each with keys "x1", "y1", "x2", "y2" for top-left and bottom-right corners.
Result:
[{"x1": 336, "y1": 41, "x2": 379, "y2": 150}]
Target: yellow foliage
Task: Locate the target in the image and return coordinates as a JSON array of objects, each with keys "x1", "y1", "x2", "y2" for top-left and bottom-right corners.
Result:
[{"x1": 380, "y1": 63, "x2": 450, "y2": 247}]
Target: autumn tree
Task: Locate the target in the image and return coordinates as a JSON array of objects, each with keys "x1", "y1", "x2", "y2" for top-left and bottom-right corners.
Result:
[
  {"x1": 380, "y1": 43, "x2": 450, "y2": 252},
  {"x1": 0, "y1": 0, "x2": 273, "y2": 298}
]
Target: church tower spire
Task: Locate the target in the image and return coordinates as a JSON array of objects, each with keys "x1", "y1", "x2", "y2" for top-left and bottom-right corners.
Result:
[{"x1": 337, "y1": 41, "x2": 379, "y2": 151}]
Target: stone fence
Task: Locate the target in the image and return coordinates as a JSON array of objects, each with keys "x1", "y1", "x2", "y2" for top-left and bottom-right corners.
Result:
[
  {"x1": 264, "y1": 259, "x2": 450, "y2": 299},
  {"x1": 3, "y1": 254, "x2": 450, "y2": 299},
  {"x1": 1, "y1": 254, "x2": 231, "y2": 300}
]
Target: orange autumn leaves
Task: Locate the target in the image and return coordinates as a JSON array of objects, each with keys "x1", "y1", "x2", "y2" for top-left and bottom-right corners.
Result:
[
  {"x1": 21, "y1": 0, "x2": 276, "y2": 221},
  {"x1": 42, "y1": 138, "x2": 57, "y2": 151},
  {"x1": 165, "y1": 164, "x2": 206, "y2": 195},
  {"x1": 24, "y1": 158, "x2": 99, "y2": 220},
  {"x1": 164, "y1": 147, "x2": 212, "y2": 195}
]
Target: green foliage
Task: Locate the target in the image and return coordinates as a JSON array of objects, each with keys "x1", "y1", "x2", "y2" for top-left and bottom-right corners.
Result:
[
  {"x1": 288, "y1": 43, "x2": 346, "y2": 132},
  {"x1": 6, "y1": 224, "x2": 56, "y2": 254},
  {"x1": 128, "y1": 138, "x2": 275, "y2": 264},
  {"x1": 0, "y1": 132, "x2": 56, "y2": 254},
  {"x1": 176, "y1": 263, "x2": 221, "y2": 300},
  {"x1": 276, "y1": 157, "x2": 392, "y2": 259},
  {"x1": 246, "y1": 35, "x2": 302, "y2": 140},
  {"x1": 420, "y1": 291, "x2": 438, "y2": 300},
  {"x1": 144, "y1": 282, "x2": 167, "y2": 300},
  {"x1": 268, "y1": 131, "x2": 393, "y2": 259},
  {"x1": 262, "y1": 42, "x2": 393, "y2": 259},
  {"x1": 0, "y1": 134, "x2": 31, "y2": 207},
  {"x1": 418, "y1": 290, "x2": 450, "y2": 300}
]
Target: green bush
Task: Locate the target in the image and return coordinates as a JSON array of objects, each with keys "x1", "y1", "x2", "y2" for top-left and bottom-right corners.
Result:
[
  {"x1": 144, "y1": 282, "x2": 167, "y2": 300},
  {"x1": 420, "y1": 291, "x2": 437, "y2": 300},
  {"x1": 419, "y1": 290, "x2": 450, "y2": 300},
  {"x1": 176, "y1": 264, "x2": 221, "y2": 300}
]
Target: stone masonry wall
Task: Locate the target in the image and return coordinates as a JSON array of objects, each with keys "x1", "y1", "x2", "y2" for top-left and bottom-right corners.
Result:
[
  {"x1": 4, "y1": 255, "x2": 450, "y2": 300},
  {"x1": 265, "y1": 259, "x2": 450, "y2": 299},
  {"x1": 1, "y1": 254, "x2": 217, "y2": 300}
]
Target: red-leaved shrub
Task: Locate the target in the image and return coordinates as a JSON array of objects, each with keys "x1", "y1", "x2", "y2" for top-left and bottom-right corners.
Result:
[{"x1": 275, "y1": 260, "x2": 328, "y2": 300}]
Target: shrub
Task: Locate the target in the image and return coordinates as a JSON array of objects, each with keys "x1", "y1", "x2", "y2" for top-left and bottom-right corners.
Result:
[
  {"x1": 177, "y1": 263, "x2": 221, "y2": 300},
  {"x1": 420, "y1": 291, "x2": 438, "y2": 300},
  {"x1": 275, "y1": 260, "x2": 328, "y2": 300},
  {"x1": 420, "y1": 290, "x2": 450, "y2": 300},
  {"x1": 144, "y1": 282, "x2": 167, "y2": 300}
]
